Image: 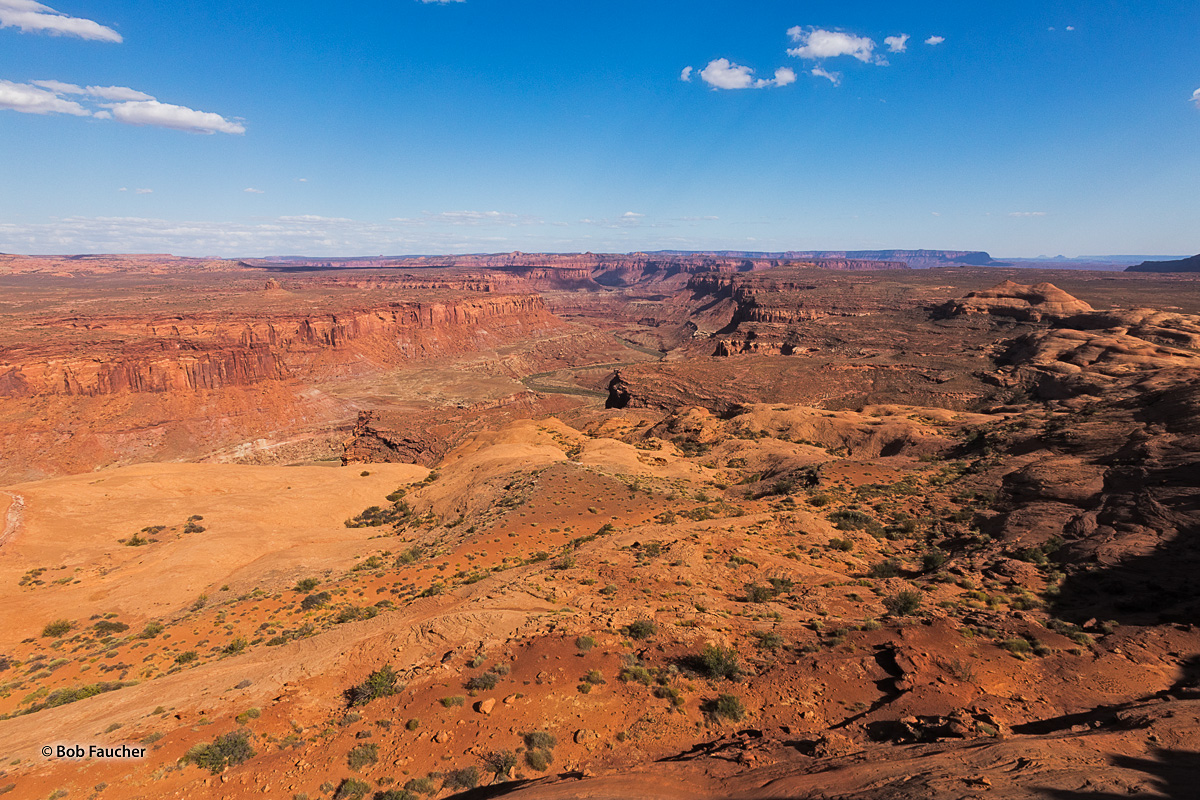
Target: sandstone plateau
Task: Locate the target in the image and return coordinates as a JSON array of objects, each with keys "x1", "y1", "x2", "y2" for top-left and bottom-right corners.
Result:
[{"x1": 0, "y1": 254, "x2": 1198, "y2": 800}]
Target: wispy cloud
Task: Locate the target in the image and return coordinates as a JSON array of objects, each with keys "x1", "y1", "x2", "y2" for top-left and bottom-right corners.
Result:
[
  {"x1": 699, "y1": 59, "x2": 795, "y2": 90},
  {"x1": 134, "y1": 188, "x2": 152, "y2": 194},
  {"x1": 884, "y1": 34, "x2": 909, "y2": 53},
  {"x1": 787, "y1": 27, "x2": 876, "y2": 63},
  {"x1": 680, "y1": 66, "x2": 693, "y2": 82},
  {"x1": 0, "y1": 0, "x2": 121, "y2": 42},
  {"x1": 925, "y1": 35, "x2": 945, "y2": 46},
  {"x1": 1192, "y1": 88, "x2": 1200, "y2": 108},
  {"x1": 0, "y1": 79, "x2": 244, "y2": 134},
  {"x1": 1009, "y1": 211, "x2": 1046, "y2": 217},
  {"x1": 810, "y1": 65, "x2": 840, "y2": 85},
  {"x1": 243, "y1": 188, "x2": 264, "y2": 194},
  {"x1": 0, "y1": 79, "x2": 89, "y2": 115}
]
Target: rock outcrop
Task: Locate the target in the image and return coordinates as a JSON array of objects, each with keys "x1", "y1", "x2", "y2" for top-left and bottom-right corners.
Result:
[{"x1": 935, "y1": 280, "x2": 1094, "y2": 322}]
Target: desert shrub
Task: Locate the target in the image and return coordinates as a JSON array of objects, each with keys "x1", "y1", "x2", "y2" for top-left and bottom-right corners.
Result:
[
  {"x1": 827, "y1": 537, "x2": 854, "y2": 552},
  {"x1": 440, "y1": 696, "x2": 465, "y2": 708},
  {"x1": 618, "y1": 656, "x2": 652, "y2": 685},
  {"x1": 401, "y1": 777, "x2": 435, "y2": 796},
  {"x1": 175, "y1": 651, "x2": 198, "y2": 664},
  {"x1": 625, "y1": 619, "x2": 657, "y2": 640},
  {"x1": 335, "y1": 605, "x2": 378, "y2": 624},
  {"x1": 394, "y1": 546, "x2": 425, "y2": 566},
  {"x1": 300, "y1": 592, "x2": 331, "y2": 611},
  {"x1": 137, "y1": 621, "x2": 164, "y2": 639},
  {"x1": 294, "y1": 577, "x2": 320, "y2": 592},
  {"x1": 482, "y1": 749, "x2": 518, "y2": 778},
  {"x1": 744, "y1": 584, "x2": 777, "y2": 603},
  {"x1": 34, "y1": 681, "x2": 127, "y2": 711},
  {"x1": 333, "y1": 778, "x2": 370, "y2": 800},
  {"x1": 696, "y1": 644, "x2": 740, "y2": 680},
  {"x1": 441, "y1": 767, "x2": 478, "y2": 791},
  {"x1": 345, "y1": 503, "x2": 410, "y2": 528},
  {"x1": 183, "y1": 520, "x2": 206, "y2": 534},
  {"x1": 751, "y1": 631, "x2": 783, "y2": 651},
  {"x1": 465, "y1": 672, "x2": 499, "y2": 691},
  {"x1": 921, "y1": 550, "x2": 948, "y2": 572},
  {"x1": 93, "y1": 620, "x2": 129, "y2": 636},
  {"x1": 347, "y1": 743, "x2": 379, "y2": 770},
  {"x1": 704, "y1": 693, "x2": 745, "y2": 722},
  {"x1": 868, "y1": 559, "x2": 902, "y2": 579},
  {"x1": 524, "y1": 748, "x2": 552, "y2": 771},
  {"x1": 523, "y1": 730, "x2": 557, "y2": 750},
  {"x1": 347, "y1": 665, "x2": 398, "y2": 707},
  {"x1": 828, "y1": 509, "x2": 882, "y2": 536},
  {"x1": 182, "y1": 730, "x2": 255, "y2": 773},
  {"x1": 405, "y1": 718, "x2": 420, "y2": 731},
  {"x1": 883, "y1": 590, "x2": 923, "y2": 616},
  {"x1": 999, "y1": 638, "x2": 1033, "y2": 656},
  {"x1": 223, "y1": 637, "x2": 247, "y2": 655},
  {"x1": 42, "y1": 619, "x2": 73, "y2": 638},
  {"x1": 574, "y1": 635, "x2": 595, "y2": 653}
]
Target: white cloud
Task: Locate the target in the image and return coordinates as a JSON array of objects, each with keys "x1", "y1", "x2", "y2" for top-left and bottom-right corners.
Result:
[
  {"x1": 1192, "y1": 88, "x2": 1200, "y2": 108},
  {"x1": 0, "y1": 78, "x2": 245, "y2": 133},
  {"x1": 811, "y1": 66, "x2": 840, "y2": 85},
  {"x1": 297, "y1": 178, "x2": 308, "y2": 182},
  {"x1": 699, "y1": 59, "x2": 795, "y2": 90},
  {"x1": 622, "y1": 211, "x2": 644, "y2": 219},
  {"x1": 680, "y1": 66, "x2": 693, "y2": 82},
  {"x1": 772, "y1": 67, "x2": 797, "y2": 87},
  {"x1": 1066, "y1": 26, "x2": 1075, "y2": 31},
  {"x1": 118, "y1": 187, "x2": 127, "y2": 192},
  {"x1": 243, "y1": 188, "x2": 264, "y2": 194},
  {"x1": 925, "y1": 35, "x2": 945, "y2": 46},
  {"x1": 86, "y1": 84, "x2": 153, "y2": 102},
  {"x1": 700, "y1": 58, "x2": 755, "y2": 90},
  {"x1": 0, "y1": 0, "x2": 121, "y2": 42},
  {"x1": 884, "y1": 34, "x2": 909, "y2": 53},
  {"x1": 134, "y1": 188, "x2": 152, "y2": 194},
  {"x1": 30, "y1": 78, "x2": 83, "y2": 94},
  {"x1": 787, "y1": 27, "x2": 876, "y2": 62},
  {"x1": 1009, "y1": 211, "x2": 1046, "y2": 217},
  {"x1": 108, "y1": 99, "x2": 245, "y2": 134},
  {"x1": 0, "y1": 79, "x2": 89, "y2": 115}
]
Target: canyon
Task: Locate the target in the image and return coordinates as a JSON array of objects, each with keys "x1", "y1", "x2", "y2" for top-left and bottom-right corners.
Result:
[{"x1": 0, "y1": 252, "x2": 1198, "y2": 800}]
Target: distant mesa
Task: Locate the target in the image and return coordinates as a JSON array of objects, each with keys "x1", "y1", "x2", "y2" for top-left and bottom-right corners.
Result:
[
  {"x1": 1126, "y1": 253, "x2": 1200, "y2": 273},
  {"x1": 935, "y1": 280, "x2": 1093, "y2": 322}
]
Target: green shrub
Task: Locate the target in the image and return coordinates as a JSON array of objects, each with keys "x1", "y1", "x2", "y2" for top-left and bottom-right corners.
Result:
[
  {"x1": 921, "y1": 550, "x2": 948, "y2": 572},
  {"x1": 405, "y1": 718, "x2": 420, "y2": 731},
  {"x1": 347, "y1": 665, "x2": 398, "y2": 707},
  {"x1": 440, "y1": 696, "x2": 465, "y2": 708},
  {"x1": 347, "y1": 743, "x2": 379, "y2": 770},
  {"x1": 223, "y1": 638, "x2": 247, "y2": 655},
  {"x1": 704, "y1": 693, "x2": 745, "y2": 722},
  {"x1": 403, "y1": 777, "x2": 435, "y2": 795},
  {"x1": 42, "y1": 619, "x2": 73, "y2": 638},
  {"x1": 182, "y1": 730, "x2": 255, "y2": 773},
  {"x1": 465, "y1": 672, "x2": 499, "y2": 691},
  {"x1": 626, "y1": 619, "x2": 656, "y2": 640},
  {"x1": 575, "y1": 635, "x2": 595, "y2": 652},
  {"x1": 300, "y1": 592, "x2": 331, "y2": 611},
  {"x1": 441, "y1": 767, "x2": 478, "y2": 790},
  {"x1": 524, "y1": 749, "x2": 552, "y2": 771},
  {"x1": 295, "y1": 578, "x2": 320, "y2": 592},
  {"x1": 93, "y1": 620, "x2": 129, "y2": 636},
  {"x1": 751, "y1": 631, "x2": 783, "y2": 651},
  {"x1": 697, "y1": 644, "x2": 740, "y2": 680},
  {"x1": 482, "y1": 749, "x2": 517, "y2": 778},
  {"x1": 175, "y1": 651, "x2": 198, "y2": 664},
  {"x1": 883, "y1": 590, "x2": 923, "y2": 616},
  {"x1": 333, "y1": 778, "x2": 370, "y2": 799},
  {"x1": 868, "y1": 559, "x2": 902, "y2": 579},
  {"x1": 138, "y1": 621, "x2": 164, "y2": 639},
  {"x1": 523, "y1": 730, "x2": 557, "y2": 750}
]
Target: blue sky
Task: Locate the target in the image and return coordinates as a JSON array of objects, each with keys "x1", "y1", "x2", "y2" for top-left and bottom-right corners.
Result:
[{"x1": 1, "y1": 1, "x2": 1197, "y2": 257}]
